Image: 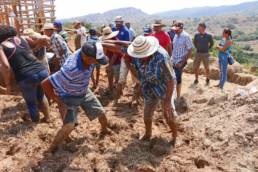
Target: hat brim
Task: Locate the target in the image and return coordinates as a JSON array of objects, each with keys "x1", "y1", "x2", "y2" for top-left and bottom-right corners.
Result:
[
  {"x1": 97, "y1": 56, "x2": 109, "y2": 65},
  {"x1": 43, "y1": 27, "x2": 56, "y2": 30},
  {"x1": 152, "y1": 24, "x2": 166, "y2": 27},
  {"x1": 100, "y1": 31, "x2": 119, "y2": 41},
  {"x1": 115, "y1": 20, "x2": 124, "y2": 23},
  {"x1": 127, "y1": 36, "x2": 159, "y2": 58}
]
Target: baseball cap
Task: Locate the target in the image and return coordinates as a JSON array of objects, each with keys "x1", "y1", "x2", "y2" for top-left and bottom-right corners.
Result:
[
  {"x1": 89, "y1": 28, "x2": 97, "y2": 35},
  {"x1": 81, "y1": 42, "x2": 108, "y2": 65},
  {"x1": 53, "y1": 21, "x2": 63, "y2": 27},
  {"x1": 143, "y1": 25, "x2": 152, "y2": 34},
  {"x1": 115, "y1": 16, "x2": 124, "y2": 22}
]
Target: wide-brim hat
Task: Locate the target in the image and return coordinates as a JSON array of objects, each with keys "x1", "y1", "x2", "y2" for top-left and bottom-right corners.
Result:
[
  {"x1": 127, "y1": 36, "x2": 159, "y2": 58},
  {"x1": 100, "y1": 27, "x2": 119, "y2": 41},
  {"x1": 152, "y1": 19, "x2": 166, "y2": 27},
  {"x1": 42, "y1": 23, "x2": 55, "y2": 30},
  {"x1": 23, "y1": 28, "x2": 42, "y2": 38}
]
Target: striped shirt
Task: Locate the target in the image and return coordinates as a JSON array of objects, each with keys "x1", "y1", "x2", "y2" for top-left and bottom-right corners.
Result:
[
  {"x1": 172, "y1": 31, "x2": 193, "y2": 64},
  {"x1": 49, "y1": 50, "x2": 94, "y2": 97},
  {"x1": 50, "y1": 33, "x2": 72, "y2": 66}
]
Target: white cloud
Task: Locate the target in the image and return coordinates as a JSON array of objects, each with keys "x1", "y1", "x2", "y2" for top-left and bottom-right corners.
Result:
[{"x1": 55, "y1": 0, "x2": 258, "y2": 19}]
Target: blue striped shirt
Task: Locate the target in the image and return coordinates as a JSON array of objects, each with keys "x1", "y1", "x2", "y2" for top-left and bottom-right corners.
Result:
[
  {"x1": 172, "y1": 31, "x2": 193, "y2": 64},
  {"x1": 132, "y1": 47, "x2": 176, "y2": 101},
  {"x1": 49, "y1": 50, "x2": 94, "y2": 97}
]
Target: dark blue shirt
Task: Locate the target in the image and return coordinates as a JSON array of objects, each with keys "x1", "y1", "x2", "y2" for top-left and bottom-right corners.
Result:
[
  {"x1": 112, "y1": 26, "x2": 130, "y2": 41},
  {"x1": 194, "y1": 33, "x2": 214, "y2": 53}
]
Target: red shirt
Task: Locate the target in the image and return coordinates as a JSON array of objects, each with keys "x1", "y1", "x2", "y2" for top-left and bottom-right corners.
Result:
[{"x1": 151, "y1": 31, "x2": 171, "y2": 49}]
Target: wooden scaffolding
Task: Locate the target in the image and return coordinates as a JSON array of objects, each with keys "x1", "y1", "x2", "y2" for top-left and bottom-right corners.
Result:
[{"x1": 0, "y1": 0, "x2": 55, "y2": 32}]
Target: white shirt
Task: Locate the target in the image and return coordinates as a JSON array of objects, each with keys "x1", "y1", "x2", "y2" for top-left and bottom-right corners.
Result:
[{"x1": 76, "y1": 26, "x2": 87, "y2": 46}]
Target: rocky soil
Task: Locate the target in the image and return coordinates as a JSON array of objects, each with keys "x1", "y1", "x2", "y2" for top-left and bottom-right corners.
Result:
[{"x1": 0, "y1": 72, "x2": 258, "y2": 172}]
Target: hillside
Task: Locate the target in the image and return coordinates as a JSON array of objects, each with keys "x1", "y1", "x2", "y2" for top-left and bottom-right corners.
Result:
[
  {"x1": 156, "y1": 1, "x2": 258, "y2": 18},
  {"x1": 61, "y1": 1, "x2": 258, "y2": 24},
  {"x1": 62, "y1": 7, "x2": 150, "y2": 24}
]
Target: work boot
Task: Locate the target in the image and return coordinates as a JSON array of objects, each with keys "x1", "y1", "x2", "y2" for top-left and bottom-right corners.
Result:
[{"x1": 49, "y1": 123, "x2": 75, "y2": 153}]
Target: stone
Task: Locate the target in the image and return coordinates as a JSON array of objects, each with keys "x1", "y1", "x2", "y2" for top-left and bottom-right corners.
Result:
[
  {"x1": 208, "y1": 94, "x2": 228, "y2": 105},
  {"x1": 193, "y1": 98, "x2": 208, "y2": 104},
  {"x1": 194, "y1": 156, "x2": 210, "y2": 169},
  {"x1": 254, "y1": 105, "x2": 258, "y2": 113},
  {"x1": 135, "y1": 165, "x2": 156, "y2": 172},
  {"x1": 184, "y1": 59, "x2": 194, "y2": 74},
  {"x1": 209, "y1": 67, "x2": 220, "y2": 80},
  {"x1": 203, "y1": 139, "x2": 212, "y2": 148}
]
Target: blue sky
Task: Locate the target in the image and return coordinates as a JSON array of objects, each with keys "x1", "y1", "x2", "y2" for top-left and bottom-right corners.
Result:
[{"x1": 55, "y1": 0, "x2": 258, "y2": 19}]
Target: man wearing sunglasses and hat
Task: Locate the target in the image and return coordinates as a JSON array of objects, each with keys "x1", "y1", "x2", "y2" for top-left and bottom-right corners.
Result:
[
  {"x1": 42, "y1": 41, "x2": 110, "y2": 153},
  {"x1": 172, "y1": 21, "x2": 193, "y2": 99}
]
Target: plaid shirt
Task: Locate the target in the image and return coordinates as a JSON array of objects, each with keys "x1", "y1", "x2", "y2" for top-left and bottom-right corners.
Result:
[
  {"x1": 50, "y1": 33, "x2": 72, "y2": 66},
  {"x1": 172, "y1": 31, "x2": 193, "y2": 64},
  {"x1": 132, "y1": 47, "x2": 176, "y2": 101}
]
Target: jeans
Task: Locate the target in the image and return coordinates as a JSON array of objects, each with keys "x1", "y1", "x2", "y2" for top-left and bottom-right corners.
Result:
[
  {"x1": 18, "y1": 70, "x2": 49, "y2": 122},
  {"x1": 218, "y1": 52, "x2": 228, "y2": 89}
]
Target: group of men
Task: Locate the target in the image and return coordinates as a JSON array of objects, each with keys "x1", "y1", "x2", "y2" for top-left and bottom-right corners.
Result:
[{"x1": 0, "y1": 15, "x2": 214, "y2": 153}]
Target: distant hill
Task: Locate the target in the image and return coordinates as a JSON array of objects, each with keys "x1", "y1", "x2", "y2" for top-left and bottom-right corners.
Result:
[
  {"x1": 61, "y1": 1, "x2": 258, "y2": 24},
  {"x1": 156, "y1": 1, "x2": 258, "y2": 19},
  {"x1": 62, "y1": 7, "x2": 150, "y2": 24}
]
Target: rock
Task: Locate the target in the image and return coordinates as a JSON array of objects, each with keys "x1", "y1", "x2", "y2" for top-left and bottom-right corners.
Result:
[
  {"x1": 184, "y1": 59, "x2": 194, "y2": 74},
  {"x1": 209, "y1": 67, "x2": 220, "y2": 80},
  {"x1": 254, "y1": 105, "x2": 258, "y2": 113},
  {"x1": 135, "y1": 165, "x2": 156, "y2": 172},
  {"x1": 175, "y1": 96, "x2": 189, "y2": 113},
  {"x1": 250, "y1": 66, "x2": 258, "y2": 73},
  {"x1": 193, "y1": 97, "x2": 208, "y2": 104},
  {"x1": 203, "y1": 139, "x2": 212, "y2": 148},
  {"x1": 208, "y1": 94, "x2": 228, "y2": 105},
  {"x1": 194, "y1": 156, "x2": 210, "y2": 169},
  {"x1": 234, "y1": 73, "x2": 256, "y2": 86}
]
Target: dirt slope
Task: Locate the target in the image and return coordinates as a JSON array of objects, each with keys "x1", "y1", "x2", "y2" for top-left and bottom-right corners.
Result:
[{"x1": 0, "y1": 73, "x2": 257, "y2": 172}]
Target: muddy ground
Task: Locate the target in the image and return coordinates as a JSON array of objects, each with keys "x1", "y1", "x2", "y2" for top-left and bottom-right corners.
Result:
[{"x1": 0, "y1": 72, "x2": 258, "y2": 172}]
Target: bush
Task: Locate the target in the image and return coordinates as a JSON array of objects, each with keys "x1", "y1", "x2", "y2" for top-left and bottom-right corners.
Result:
[{"x1": 242, "y1": 45, "x2": 253, "y2": 51}]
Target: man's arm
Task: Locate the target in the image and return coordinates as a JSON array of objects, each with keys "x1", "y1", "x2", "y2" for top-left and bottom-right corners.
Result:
[
  {"x1": 0, "y1": 47, "x2": 12, "y2": 94},
  {"x1": 102, "y1": 43, "x2": 124, "y2": 54},
  {"x1": 193, "y1": 34, "x2": 197, "y2": 48},
  {"x1": 209, "y1": 35, "x2": 214, "y2": 49}
]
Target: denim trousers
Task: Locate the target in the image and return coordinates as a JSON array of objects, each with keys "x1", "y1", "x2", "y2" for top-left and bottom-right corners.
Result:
[
  {"x1": 218, "y1": 52, "x2": 229, "y2": 89},
  {"x1": 18, "y1": 70, "x2": 49, "y2": 122}
]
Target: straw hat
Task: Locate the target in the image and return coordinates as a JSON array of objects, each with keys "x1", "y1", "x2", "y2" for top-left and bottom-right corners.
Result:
[
  {"x1": 23, "y1": 28, "x2": 42, "y2": 38},
  {"x1": 127, "y1": 36, "x2": 159, "y2": 58},
  {"x1": 42, "y1": 23, "x2": 55, "y2": 30},
  {"x1": 152, "y1": 19, "x2": 166, "y2": 27},
  {"x1": 115, "y1": 16, "x2": 124, "y2": 23},
  {"x1": 100, "y1": 27, "x2": 119, "y2": 41}
]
